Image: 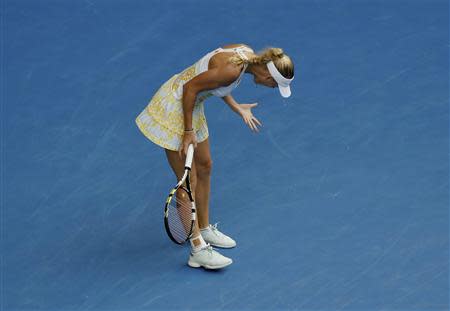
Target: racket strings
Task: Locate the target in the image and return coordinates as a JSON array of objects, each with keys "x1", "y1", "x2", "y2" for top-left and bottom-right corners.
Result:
[{"x1": 167, "y1": 191, "x2": 194, "y2": 243}]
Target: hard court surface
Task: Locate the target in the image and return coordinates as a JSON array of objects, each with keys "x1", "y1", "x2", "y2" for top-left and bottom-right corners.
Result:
[{"x1": 3, "y1": 0, "x2": 449, "y2": 310}]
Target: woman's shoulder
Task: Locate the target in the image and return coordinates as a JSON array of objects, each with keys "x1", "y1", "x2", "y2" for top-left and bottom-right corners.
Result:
[{"x1": 208, "y1": 44, "x2": 249, "y2": 69}]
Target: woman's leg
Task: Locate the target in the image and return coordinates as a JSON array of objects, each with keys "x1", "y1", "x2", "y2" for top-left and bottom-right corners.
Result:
[
  {"x1": 165, "y1": 138, "x2": 212, "y2": 242},
  {"x1": 192, "y1": 138, "x2": 213, "y2": 230},
  {"x1": 165, "y1": 142, "x2": 233, "y2": 269},
  {"x1": 191, "y1": 139, "x2": 236, "y2": 249}
]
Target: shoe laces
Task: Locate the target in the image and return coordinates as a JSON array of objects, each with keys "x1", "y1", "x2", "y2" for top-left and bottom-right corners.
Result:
[
  {"x1": 210, "y1": 222, "x2": 221, "y2": 236},
  {"x1": 202, "y1": 243, "x2": 214, "y2": 254}
]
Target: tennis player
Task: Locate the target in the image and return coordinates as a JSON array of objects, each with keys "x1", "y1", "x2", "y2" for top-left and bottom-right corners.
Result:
[{"x1": 136, "y1": 43, "x2": 294, "y2": 269}]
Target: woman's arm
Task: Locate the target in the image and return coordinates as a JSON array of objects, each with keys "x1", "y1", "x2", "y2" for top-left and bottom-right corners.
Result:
[
  {"x1": 222, "y1": 95, "x2": 262, "y2": 132},
  {"x1": 221, "y1": 95, "x2": 242, "y2": 115},
  {"x1": 182, "y1": 67, "x2": 239, "y2": 130},
  {"x1": 179, "y1": 66, "x2": 240, "y2": 156}
]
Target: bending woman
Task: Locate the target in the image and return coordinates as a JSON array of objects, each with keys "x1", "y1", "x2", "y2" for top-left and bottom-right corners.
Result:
[{"x1": 135, "y1": 43, "x2": 294, "y2": 269}]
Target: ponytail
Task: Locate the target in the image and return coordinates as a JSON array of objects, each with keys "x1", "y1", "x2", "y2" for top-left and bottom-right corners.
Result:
[{"x1": 229, "y1": 47, "x2": 294, "y2": 79}]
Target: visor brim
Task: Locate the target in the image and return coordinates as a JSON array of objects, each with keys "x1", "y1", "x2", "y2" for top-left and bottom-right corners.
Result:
[{"x1": 278, "y1": 85, "x2": 291, "y2": 98}]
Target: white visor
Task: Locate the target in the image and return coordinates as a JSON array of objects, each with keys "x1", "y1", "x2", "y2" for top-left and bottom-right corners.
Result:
[{"x1": 267, "y1": 61, "x2": 294, "y2": 98}]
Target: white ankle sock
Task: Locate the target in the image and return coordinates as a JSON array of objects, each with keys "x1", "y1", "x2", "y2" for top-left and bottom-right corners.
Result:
[
  {"x1": 200, "y1": 225, "x2": 211, "y2": 233},
  {"x1": 190, "y1": 234, "x2": 207, "y2": 252}
]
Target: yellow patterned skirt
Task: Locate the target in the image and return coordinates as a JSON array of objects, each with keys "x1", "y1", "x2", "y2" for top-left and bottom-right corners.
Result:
[{"x1": 135, "y1": 67, "x2": 211, "y2": 151}]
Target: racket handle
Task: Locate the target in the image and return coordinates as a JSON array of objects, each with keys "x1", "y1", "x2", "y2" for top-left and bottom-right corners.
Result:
[{"x1": 185, "y1": 144, "x2": 194, "y2": 169}]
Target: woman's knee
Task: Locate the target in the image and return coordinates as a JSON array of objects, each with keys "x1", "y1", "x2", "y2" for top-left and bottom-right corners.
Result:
[{"x1": 196, "y1": 158, "x2": 213, "y2": 177}]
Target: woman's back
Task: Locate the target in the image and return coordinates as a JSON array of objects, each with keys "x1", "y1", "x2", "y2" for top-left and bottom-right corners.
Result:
[{"x1": 172, "y1": 44, "x2": 254, "y2": 99}]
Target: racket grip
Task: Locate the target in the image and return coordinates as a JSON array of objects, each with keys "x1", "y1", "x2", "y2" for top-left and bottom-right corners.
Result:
[{"x1": 185, "y1": 144, "x2": 194, "y2": 169}]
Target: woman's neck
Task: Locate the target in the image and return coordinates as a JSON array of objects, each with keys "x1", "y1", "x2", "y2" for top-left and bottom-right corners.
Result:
[{"x1": 245, "y1": 62, "x2": 257, "y2": 74}]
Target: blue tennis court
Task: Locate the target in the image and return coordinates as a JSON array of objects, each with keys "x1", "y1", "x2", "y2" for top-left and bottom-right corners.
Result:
[{"x1": 3, "y1": 0, "x2": 449, "y2": 310}]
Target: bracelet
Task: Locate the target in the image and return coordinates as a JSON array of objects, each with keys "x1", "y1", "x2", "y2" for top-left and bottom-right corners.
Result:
[{"x1": 184, "y1": 128, "x2": 194, "y2": 132}]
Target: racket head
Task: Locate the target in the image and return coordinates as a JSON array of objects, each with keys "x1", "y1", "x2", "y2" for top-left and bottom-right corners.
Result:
[{"x1": 164, "y1": 178, "x2": 196, "y2": 245}]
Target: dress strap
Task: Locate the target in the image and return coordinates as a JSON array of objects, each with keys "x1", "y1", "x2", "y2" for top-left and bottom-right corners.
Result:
[
  {"x1": 214, "y1": 46, "x2": 253, "y2": 61},
  {"x1": 235, "y1": 49, "x2": 249, "y2": 61}
]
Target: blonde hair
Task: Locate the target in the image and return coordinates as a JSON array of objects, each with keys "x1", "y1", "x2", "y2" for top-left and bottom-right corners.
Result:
[{"x1": 229, "y1": 47, "x2": 294, "y2": 79}]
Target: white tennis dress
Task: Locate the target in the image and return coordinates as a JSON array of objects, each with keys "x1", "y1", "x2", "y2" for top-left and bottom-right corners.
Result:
[{"x1": 135, "y1": 45, "x2": 254, "y2": 151}]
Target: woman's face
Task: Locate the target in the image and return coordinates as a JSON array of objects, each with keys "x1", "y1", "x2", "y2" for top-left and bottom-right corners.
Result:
[{"x1": 253, "y1": 65, "x2": 277, "y2": 88}]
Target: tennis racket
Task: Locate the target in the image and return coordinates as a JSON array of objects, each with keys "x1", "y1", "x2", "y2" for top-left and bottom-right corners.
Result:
[{"x1": 164, "y1": 144, "x2": 196, "y2": 244}]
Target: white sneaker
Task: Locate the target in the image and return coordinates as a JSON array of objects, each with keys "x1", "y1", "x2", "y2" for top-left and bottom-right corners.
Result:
[
  {"x1": 200, "y1": 223, "x2": 236, "y2": 248},
  {"x1": 188, "y1": 244, "x2": 233, "y2": 269}
]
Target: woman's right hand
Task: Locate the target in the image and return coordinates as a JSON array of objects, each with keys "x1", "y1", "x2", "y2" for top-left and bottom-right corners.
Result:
[{"x1": 179, "y1": 131, "x2": 197, "y2": 159}]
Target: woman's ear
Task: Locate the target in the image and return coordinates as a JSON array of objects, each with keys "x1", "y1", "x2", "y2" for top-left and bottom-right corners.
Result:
[{"x1": 264, "y1": 69, "x2": 274, "y2": 81}]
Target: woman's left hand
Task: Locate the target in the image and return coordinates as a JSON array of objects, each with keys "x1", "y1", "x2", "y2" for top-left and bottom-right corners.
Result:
[{"x1": 239, "y1": 103, "x2": 262, "y2": 132}]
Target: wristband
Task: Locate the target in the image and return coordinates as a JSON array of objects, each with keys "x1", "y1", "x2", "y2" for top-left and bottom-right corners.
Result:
[{"x1": 184, "y1": 128, "x2": 194, "y2": 132}]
